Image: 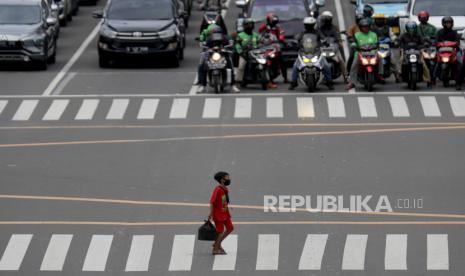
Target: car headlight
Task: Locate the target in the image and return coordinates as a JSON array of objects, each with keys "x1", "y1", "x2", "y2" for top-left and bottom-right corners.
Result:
[
  {"x1": 100, "y1": 24, "x2": 117, "y2": 39},
  {"x1": 158, "y1": 29, "x2": 177, "y2": 40},
  {"x1": 22, "y1": 36, "x2": 45, "y2": 52}
]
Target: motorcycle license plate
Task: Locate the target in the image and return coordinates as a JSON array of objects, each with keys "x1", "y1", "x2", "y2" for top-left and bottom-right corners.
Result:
[
  {"x1": 126, "y1": 47, "x2": 148, "y2": 53},
  {"x1": 391, "y1": 26, "x2": 400, "y2": 34}
]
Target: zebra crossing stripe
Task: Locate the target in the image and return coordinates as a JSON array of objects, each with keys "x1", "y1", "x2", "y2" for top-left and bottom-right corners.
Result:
[
  {"x1": 419, "y1": 96, "x2": 441, "y2": 117},
  {"x1": 82, "y1": 235, "x2": 113, "y2": 271},
  {"x1": 298, "y1": 234, "x2": 328, "y2": 270},
  {"x1": 427, "y1": 234, "x2": 449, "y2": 270},
  {"x1": 12, "y1": 100, "x2": 38, "y2": 121},
  {"x1": 234, "y1": 98, "x2": 252, "y2": 118},
  {"x1": 212, "y1": 234, "x2": 237, "y2": 270},
  {"x1": 388, "y1": 96, "x2": 410, "y2": 117},
  {"x1": 327, "y1": 97, "x2": 346, "y2": 117},
  {"x1": 0, "y1": 100, "x2": 7, "y2": 115},
  {"x1": 202, "y1": 98, "x2": 221, "y2": 119},
  {"x1": 385, "y1": 234, "x2": 407, "y2": 270},
  {"x1": 75, "y1": 99, "x2": 99, "y2": 120},
  {"x1": 168, "y1": 235, "x2": 195, "y2": 271},
  {"x1": 43, "y1": 100, "x2": 69, "y2": 121},
  {"x1": 267, "y1": 97, "x2": 284, "y2": 118},
  {"x1": 358, "y1": 97, "x2": 378, "y2": 117},
  {"x1": 342, "y1": 234, "x2": 368, "y2": 270},
  {"x1": 125, "y1": 235, "x2": 154, "y2": 272},
  {"x1": 296, "y1": 97, "x2": 315, "y2": 118},
  {"x1": 40, "y1": 234, "x2": 73, "y2": 271},
  {"x1": 169, "y1": 98, "x2": 190, "y2": 119},
  {"x1": 256, "y1": 234, "x2": 279, "y2": 270},
  {"x1": 106, "y1": 99, "x2": 129, "y2": 120},
  {"x1": 137, "y1": 99, "x2": 159, "y2": 119},
  {"x1": 449, "y1": 96, "x2": 465, "y2": 117},
  {"x1": 0, "y1": 234, "x2": 33, "y2": 271}
]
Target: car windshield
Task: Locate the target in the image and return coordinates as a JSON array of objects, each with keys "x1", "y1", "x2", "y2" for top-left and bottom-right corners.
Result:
[
  {"x1": 0, "y1": 5, "x2": 41, "y2": 24},
  {"x1": 107, "y1": 0, "x2": 174, "y2": 20},
  {"x1": 250, "y1": 0, "x2": 308, "y2": 22},
  {"x1": 365, "y1": 0, "x2": 407, "y2": 4},
  {"x1": 413, "y1": 0, "x2": 465, "y2": 16}
]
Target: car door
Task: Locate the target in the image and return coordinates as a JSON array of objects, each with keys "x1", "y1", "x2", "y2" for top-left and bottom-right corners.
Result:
[{"x1": 41, "y1": 1, "x2": 55, "y2": 54}]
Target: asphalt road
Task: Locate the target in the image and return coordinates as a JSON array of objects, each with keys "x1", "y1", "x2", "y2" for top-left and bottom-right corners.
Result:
[{"x1": 1, "y1": 0, "x2": 465, "y2": 275}]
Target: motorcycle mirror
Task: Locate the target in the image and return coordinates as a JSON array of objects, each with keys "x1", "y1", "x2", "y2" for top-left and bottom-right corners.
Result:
[
  {"x1": 235, "y1": 0, "x2": 246, "y2": 9},
  {"x1": 350, "y1": 0, "x2": 356, "y2": 5},
  {"x1": 315, "y1": 0, "x2": 325, "y2": 7}
]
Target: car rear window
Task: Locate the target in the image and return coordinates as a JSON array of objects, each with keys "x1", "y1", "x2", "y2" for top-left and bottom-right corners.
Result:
[
  {"x1": 250, "y1": 0, "x2": 308, "y2": 22},
  {"x1": 413, "y1": 0, "x2": 465, "y2": 16},
  {"x1": 0, "y1": 5, "x2": 41, "y2": 24},
  {"x1": 107, "y1": 0, "x2": 174, "y2": 20}
]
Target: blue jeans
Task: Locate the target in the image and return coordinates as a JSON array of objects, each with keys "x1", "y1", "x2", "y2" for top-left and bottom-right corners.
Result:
[{"x1": 291, "y1": 56, "x2": 332, "y2": 83}]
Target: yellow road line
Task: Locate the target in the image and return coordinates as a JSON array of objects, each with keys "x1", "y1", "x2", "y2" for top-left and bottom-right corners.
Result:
[
  {"x1": 1, "y1": 125, "x2": 465, "y2": 148},
  {"x1": 1, "y1": 194, "x2": 465, "y2": 220}
]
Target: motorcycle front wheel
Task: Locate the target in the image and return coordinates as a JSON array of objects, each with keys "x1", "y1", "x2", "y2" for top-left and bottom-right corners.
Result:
[{"x1": 306, "y1": 74, "x2": 316, "y2": 92}]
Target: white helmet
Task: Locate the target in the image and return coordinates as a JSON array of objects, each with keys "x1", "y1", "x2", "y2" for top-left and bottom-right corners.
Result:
[
  {"x1": 321, "y1": 11, "x2": 333, "y2": 18},
  {"x1": 303, "y1": 17, "x2": 317, "y2": 25}
]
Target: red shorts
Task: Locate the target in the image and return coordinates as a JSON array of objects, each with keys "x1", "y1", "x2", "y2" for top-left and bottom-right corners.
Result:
[{"x1": 214, "y1": 218, "x2": 234, "y2": 233}]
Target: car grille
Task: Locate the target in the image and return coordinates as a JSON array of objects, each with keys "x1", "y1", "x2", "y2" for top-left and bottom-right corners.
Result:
[{"x1": 0, "y1": 41, "x2": 22, "y2": 51}]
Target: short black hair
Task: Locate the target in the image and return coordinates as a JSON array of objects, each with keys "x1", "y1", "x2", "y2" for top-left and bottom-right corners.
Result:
[{"x1": 214, "y1": 171, "x2": 229, "y2": 183}]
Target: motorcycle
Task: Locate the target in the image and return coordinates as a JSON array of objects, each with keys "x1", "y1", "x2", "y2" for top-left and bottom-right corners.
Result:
[
  {"x1": 199, "y1": 3, "x2": 227, "y2": 35},
  {"x1": 259, "y1": 33, "x2": 282, "y2": 82},
  {"x1": 204, "y1": 45, "x2": 232, "y2": 93},
  {"x1": 356, "y1": 44, "x2": 379, "y2": 92},
  {"x1": 401, "y1": 44, "x2": 423, "y2": 91},
  {"x1": 296, "y1": 33, "x2": 323, "y2": 92},
  {"x1": 377, "y1": 37, "x2": 392, "y2": 79},
  {"x1": 437, "y1": 41, "x2": 459, "y2": 87},
  {"x1": 241, "y1": 47, "x2": 270, "y2": 90},
  {"x1": 321, "y1": 37, "x2": 342, "y2": 81},
  {"x1": 421, "y1": 40, "x2": 437, "y2": 82}
]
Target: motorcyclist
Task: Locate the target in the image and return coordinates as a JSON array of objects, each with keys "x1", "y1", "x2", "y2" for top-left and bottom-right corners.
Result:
[
  {"x1": 289, "y1": 17, "x2": 333, "y2": 90},
  {"x1": 398, "y1": 21, "x2": 432, "y2": 87},
  {"x1": 346, "y1": 14, "x2": 364, "y2": 71},
  {"x1": 318, "y1": 11, "x2": 348, "y2": 83},
  {"x1": 371, "y1": 13, "x2": 401, "y2": 82},
  {"x1": 417, "y1": 11, "x2": 437, "y2": 42},
  {"x1": 362, "y1": 5, "x2": 374, "y2": 26},
  {"x1": 235, "y1": 18, "x2": 260, "y2": 86},
  {"x1": 346, "y1": 19, "x2": 378, "y2": 90},
  {"x1": 436, "y1": 16, "x2": 463, "y2": 90},
  {"x1": 198, "y1": 25, "x2": 239, "y2": 93},
  {"x1": 258, "y1": 13, "x2": 288, "y2": 85}
]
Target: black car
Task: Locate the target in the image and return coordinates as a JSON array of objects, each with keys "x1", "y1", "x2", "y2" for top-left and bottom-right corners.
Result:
[
  {"x1": 94, "y1": 0, "x2": 186, "y2": 68},
  {"x1": 235, "y1": 0, "x2": 322, "y2": 64},
  {"x1": 0, "y1": 0, "x2": 58, "y2": 70}
]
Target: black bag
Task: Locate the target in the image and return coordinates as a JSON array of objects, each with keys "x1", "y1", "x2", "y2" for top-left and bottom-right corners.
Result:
[{"x1": 198, "y1": 220, "x2": 217, "y2": 241}]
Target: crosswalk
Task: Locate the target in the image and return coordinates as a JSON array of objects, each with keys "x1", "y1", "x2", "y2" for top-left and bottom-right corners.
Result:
[
  {"x1": 0, "y1": 95, "x2": 464, "y2": 123},
  {"x1": 0, "y1": 232, "x2": 456, "y2": 272}
]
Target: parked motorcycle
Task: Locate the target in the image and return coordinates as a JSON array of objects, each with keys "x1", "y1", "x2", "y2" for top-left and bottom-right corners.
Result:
[
  {"x1": 401, "y1": 44, "x2": 423, "y2": 91},
  {"x1": 356, "y1": 44, "x2": 379, "y2": 92},
  {"x1": 437, "y1": 41, "x2": 459, "y2": 87}
]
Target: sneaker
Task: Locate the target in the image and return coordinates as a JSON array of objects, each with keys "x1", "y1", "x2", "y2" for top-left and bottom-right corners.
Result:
[
  {"x1": 268, "y1": 82, "x2": 278, "y2": 89},
  {"x1": 288, "y1": 81, "x2": 298, "y2": 90},
  {"x1": 197, "y1": 85, "x2": 206, "y2": 93},
  {"x1": 231, "y1": 85, "x2": 240, "y2": 93},
  {"x1": 346, "y1": 82, "x2": 355, "y2": 90}
]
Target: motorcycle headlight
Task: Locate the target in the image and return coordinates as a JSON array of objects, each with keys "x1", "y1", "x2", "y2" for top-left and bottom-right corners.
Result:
[
  {"x1": 211, "y1": 52, "x2": 221, "y2": 62},
  {"x1": 409, "y1": 54, "x2": 417, "y2": 63},
  {"x1": 369, "y1": 57, "x2": 377, "y2": 65},
  {"x1": 257, "y1": 58, "x2": 267, "y2": 64},
  {"x1": 361, "y1": 58, "x2": 369, "y2": 65},
  {"x1": 311, "y1": 56, "x2": 319, "y2": 63},
  {"x1": 269, "y1": 53, "x2": 275, "y2": 58},
  {"x1": 442, "y1": 57, "x2": 450, "y2": 63},
  {"x1": 158, "y1": 29, "x2": 177, "y2": 40},
  {"x1": 303, "y1": 57, "x2": 311, "y2": 63},
  {"x1": 100, "y1": 24, "x2": 117, "y2": 39},
  {"x1": 378, "y1": 51, "x2": 388, "y2": 58}
]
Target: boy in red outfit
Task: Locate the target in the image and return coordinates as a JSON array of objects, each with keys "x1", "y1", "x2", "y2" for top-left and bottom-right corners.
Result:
[{"x1": 208, "y1": 171, "x2": 234, "y2": 255}]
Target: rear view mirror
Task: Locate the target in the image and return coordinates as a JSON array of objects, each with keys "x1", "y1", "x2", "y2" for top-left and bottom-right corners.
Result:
[
  {"x1": 315, "y1": 0, "x2": 325, "y2": 7},
  {"x1": 235, "y1": 0, "x2": 246, "y2": 8},
  {"x1": 92, "y1": 10, "x2": 104, "y2": 19}
]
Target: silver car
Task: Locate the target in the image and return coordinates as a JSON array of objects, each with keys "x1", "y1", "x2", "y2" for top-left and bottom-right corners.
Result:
[{"x1": 403, "y1": 0, "x2": 465, "y2": 32}]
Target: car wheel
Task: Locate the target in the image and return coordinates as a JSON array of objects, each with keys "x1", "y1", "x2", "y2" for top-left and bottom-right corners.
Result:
[
  {"x1": 36, "y1": 59, "x2": 48, "y2": 70},
  {"x1": 59, "y1": 18, "x2": 67, "y2": 27},
  {"x1": 179, "y1": 47, "x2": 184, "y2": 60},
  {"x1": 67, "y1": 13, "x2": 73, "y2": 22},
  {"x1": 170, "y1": 52, "x2": 180, "y2": 68},
  {"x1": 47, "y1": 44, "x2": 57, "y2": 64},
  {"x1": 99, "y1": 53, "x2": 111, "y2": 68}
]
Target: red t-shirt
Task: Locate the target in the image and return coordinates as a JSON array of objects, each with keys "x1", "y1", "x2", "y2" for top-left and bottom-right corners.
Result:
[{"x1": 210, "y1": 185, "x2": 231, "y2": 221}]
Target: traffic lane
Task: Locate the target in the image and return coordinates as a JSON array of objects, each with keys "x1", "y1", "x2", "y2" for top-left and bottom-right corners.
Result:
[
  {"x1": 0, "y1": 1, "x2": 106, "y2": 96},
  {"x1": 0, "y1": 125, "x2": 464, "y2": 214},
  {"x1": 58, "y1": 6, "x2": 207, "y2": 95}
]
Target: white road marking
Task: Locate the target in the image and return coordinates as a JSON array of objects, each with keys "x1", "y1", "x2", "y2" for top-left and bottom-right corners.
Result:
[
  {"x1": 385, "y1": 234, "x2": 407, "y2": 270},
  {"x1": 296, "y1": 97, "x2": 315, "y2": 118},
  {"x1": 234, "y1": 98, "x2": 252, "y2": 118},
  {"x1": 256, "y1": 234, "x2": 279, "y2": 270},
  {"x1": 449, "y1": 96, "x2": 465, "y2": 117},
  {"x1": 342, "y1": 234, "x2": 368, "y2": 270},
  {"x1": 12, "y1": 100, "x2": 38, "y2": 121},
  {"x1": 327, "y1": 97, "x2": 346, "y2": 117},
  {"x1": 298, "y1": 234, "x2": 328, "y2": 270},
  {"x1": 125, "y1": 235, "x2": 154, "y2": 272},
  {"x1": 419, "y1": 96, "x2": 441, "y2": 117},
  {"x1": 169, "y1": 98, "x2": 190, "y2": 119},
  {"x1": 106, "y1": 99, "x2": 129, "y2": 120},
  {"x1": 358, "y1": 97, "x2": 378, "y2": 117},
  {"x1": 388, "y1": 96, "x2": 410, "y2": 117},
  {"x1": 137, "y1": 99, "x2": 159, "y2": 119},
  {"x1": 212, "y1": 234, "x2": 237, "y2": 270},
  {"x1": 52, "y1": 72, "x2": 77, "y2": 96},
  {"x1": 168, "y1": 235, "x2": 195, "y2": 271},
  {"x1": 427, "y1": 234, "x2": 449, "y2": 270},
  {"x1": 202, "y1": 98, "x2": 222, "y2": 118},
  {"x1": 75, "y1": 99, "x2": 99, "y2": 120},
  {"x1": 266, "y1": 97, "x2": 284, "y2": 118},
  {"x1": 82, "y1": 235, "x2": 113, "y2": 271},
  {"x1": 40, "y1": 234, "x2": 73, "y2": 271},
  {"x1": 0, "y1": 234, "x2": 33, "y2": 271},
  {"x1": 43, "y1": 22, "x2": 102, "y2": 96},
  {"x1": 43, "y1": 99, "x2": 69, "y2": 121},
  {"x1": 0, "y1": 100, "x2": 7, "y2": 115}
]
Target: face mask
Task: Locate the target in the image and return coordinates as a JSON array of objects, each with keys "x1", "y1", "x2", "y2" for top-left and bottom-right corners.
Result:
[{"x1": 223, "y1": 179, "x2": 231, "y2": 186}]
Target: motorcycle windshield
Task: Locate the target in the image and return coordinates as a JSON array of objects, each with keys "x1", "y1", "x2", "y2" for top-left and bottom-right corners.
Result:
[{"x1": 301, "y1": 34, "x2": 318, "y2": 53}]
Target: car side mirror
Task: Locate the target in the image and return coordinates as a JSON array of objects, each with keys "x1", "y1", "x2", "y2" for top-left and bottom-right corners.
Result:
[
  {"x1": 92, "y1": 10, "x2": 104, "y2": 19},
  {"x1": 350, "y1": 0, "x2": 356, "y2": 5},
  {"x1": 315, "y1": 0, "x2": 325, "y2": 7},
  {"x1": 46, "y1": 17, "x2": 57, "y2": 26},
  {"x1": 235, "y1": 0, "x2": 246, "y2": 9}
]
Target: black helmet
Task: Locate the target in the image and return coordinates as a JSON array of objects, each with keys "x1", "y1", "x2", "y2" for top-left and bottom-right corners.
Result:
[
  {"x1": 242, "y1": 18, "x2": 255, "y2": 33},
  {"x1": 355, "y1": 13, "x2": 364, "y2": 24},
  {"x1": 363, "y1": 5, "x2": 374, "y2": 18},
  {"x1": 442, "y1": 16, "x2": 454, "y2": 28},
  {"x1": 359, "y1": 19, "x2": 370, "y2": 29},
  {"x1": 303, "y1": 17, "x2": 317, "y2": 32},
  {"x1": 405, "y1": 21, "x2": 417, "y2": 34},
  {"x1": 266, "y1": 12, "x2": 279, "y2": 27}
]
